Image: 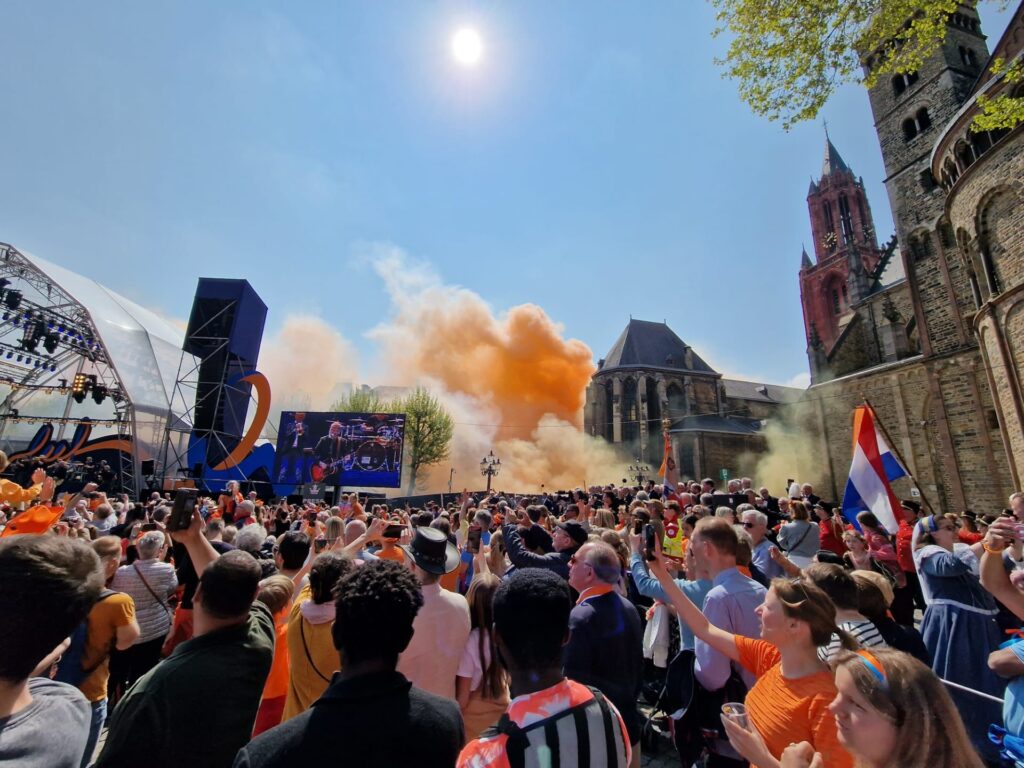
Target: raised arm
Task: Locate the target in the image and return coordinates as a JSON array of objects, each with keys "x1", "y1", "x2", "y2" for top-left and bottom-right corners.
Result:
[
  {"x1": 169, "y1": 508, "x2": 221, "y2": 576},
  {"x1": 980, "y1": 518, "x2": 1024, "y2": 619},
  {"x1": 647, "y1": 548, "x2": 740, "y2": 663}
]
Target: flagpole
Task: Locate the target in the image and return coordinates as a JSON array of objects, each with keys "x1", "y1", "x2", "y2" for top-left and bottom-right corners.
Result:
[{"x1": 861, "y1": 399, "x2": 938, "y2": 515}]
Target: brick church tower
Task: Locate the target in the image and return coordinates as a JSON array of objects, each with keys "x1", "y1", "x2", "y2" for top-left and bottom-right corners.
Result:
[{"x1": 799, "y1": 137, "x2": 885, "y2": 359}]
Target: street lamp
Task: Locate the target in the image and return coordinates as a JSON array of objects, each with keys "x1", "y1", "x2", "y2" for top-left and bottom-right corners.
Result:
[
  {"x1": 627, "y1": 459, "x2": 651, "y2": 486},
  {"x1": 480, "y1": 450, "x2": 501, "y2": 493}
]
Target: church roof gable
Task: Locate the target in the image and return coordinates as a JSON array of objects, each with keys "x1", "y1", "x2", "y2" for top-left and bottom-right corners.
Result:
[{"x1": 600, "y1": 319, "x2": 716, "y2": 374}]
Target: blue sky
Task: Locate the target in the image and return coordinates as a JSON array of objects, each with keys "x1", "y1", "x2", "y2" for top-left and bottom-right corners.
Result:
[{"x1": 0, "y1": 1, "x2": 1013, "y2": 389}]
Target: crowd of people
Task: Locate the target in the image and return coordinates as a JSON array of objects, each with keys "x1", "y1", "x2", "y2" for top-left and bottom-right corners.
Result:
[{"x1": 3, "y1": 447, "x2": 1024, "y2": 767}]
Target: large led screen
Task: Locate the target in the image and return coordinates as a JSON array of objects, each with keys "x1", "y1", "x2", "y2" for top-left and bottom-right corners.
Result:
[{"x1": 273, "y1": 411, "x2": 405, "y2": 489}]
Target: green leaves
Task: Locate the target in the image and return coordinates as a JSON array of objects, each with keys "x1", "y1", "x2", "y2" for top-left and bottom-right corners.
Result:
[
  {"x1": 973, "y1": 58, "x2": 1024, "y2": 131},
  {"x1": 392, "y1": 387, "x2": 454, "y2": 495},
  {"x1": 710, "y1": 0, "x2": 1020, "y2": 131}
]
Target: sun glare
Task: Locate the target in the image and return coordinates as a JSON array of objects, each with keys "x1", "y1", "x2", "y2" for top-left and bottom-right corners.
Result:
[{"x1": 451, "y1": 27, "x2": 482, "y2": 67}]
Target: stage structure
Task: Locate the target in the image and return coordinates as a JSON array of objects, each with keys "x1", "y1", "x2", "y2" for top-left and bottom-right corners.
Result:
[
  {"x1": 159, "y1": 279, "x2": 268, "y2": 490},
  {"x1": 0, "y1": 243, "x2": 192, "y2": 496}
]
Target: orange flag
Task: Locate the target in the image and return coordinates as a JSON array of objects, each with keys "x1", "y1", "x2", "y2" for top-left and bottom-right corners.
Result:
[{"x1": 1, "y1": 504, "x2": 65, "y2": 537}]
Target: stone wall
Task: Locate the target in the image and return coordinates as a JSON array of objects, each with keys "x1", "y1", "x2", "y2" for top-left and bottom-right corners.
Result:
[{"x1": 807, "y1": 347, "x2": 1012, "y2": 513}]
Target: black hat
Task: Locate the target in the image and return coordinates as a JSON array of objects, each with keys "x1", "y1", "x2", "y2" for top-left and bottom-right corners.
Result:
[
  {"x1": 399, "y1": 526, "x2": 460, "y2": 575},
  {"x1": 555, "y1": 520, "x2": 588, "y2": 547},
  {"x1": 900, "y1": 499, "x2": 922, "y2": 514}
]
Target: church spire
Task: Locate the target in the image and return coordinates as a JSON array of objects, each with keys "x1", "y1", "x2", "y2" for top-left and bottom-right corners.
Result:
[
  {"x1": 822, "y1": 135, "x2": 851, "y2": 177},
  {"x1": 801, "y1": 244, "x2": 813, "y2": 270}
]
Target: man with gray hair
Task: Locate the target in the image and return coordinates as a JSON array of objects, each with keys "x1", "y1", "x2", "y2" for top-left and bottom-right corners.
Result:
[
  {"x1": 234, "y1": 499, "x2": 257, "y2": 528},
  {"x1": 741, "y1": 508, "x2": 783, "y2": 580},
  {"x1": 565, "y1": 541, "x2": 643, "y2": 766},
  {"x1": 235, "y1": 525, "x2": 277, "y2": 578}
]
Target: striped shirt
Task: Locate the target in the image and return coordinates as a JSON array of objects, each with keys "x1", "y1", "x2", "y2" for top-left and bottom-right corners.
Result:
[
  {"x1": 457, "y1": 678, "x2": 630, "y2": 768},
  {"x1": 111, "y1": 560, "x2": 177, "y2": 643},
  {"x1": 818, "y1": 618, "x2": 888, "y2": 662}
]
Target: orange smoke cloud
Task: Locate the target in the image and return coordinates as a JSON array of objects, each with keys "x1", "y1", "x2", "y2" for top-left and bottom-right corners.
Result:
[
  {"x1": 364, "y1": 246, "x2": 628, "y2": 492},
  {"x1": 368, "y1": 247, "x2": 595, "y2": 437}
]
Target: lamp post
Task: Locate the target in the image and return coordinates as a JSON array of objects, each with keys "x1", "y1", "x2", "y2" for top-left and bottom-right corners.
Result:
[
  {"x1": 627, "y1": 459, "x2": 651, "y2": 486},
  {"x1": 480, "y1": 450, "x2": 501, "y2": 493}
]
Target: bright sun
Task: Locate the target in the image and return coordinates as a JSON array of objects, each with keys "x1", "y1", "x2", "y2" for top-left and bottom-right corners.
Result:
[{"x1": 451, "y1": 27, "x2": 482, "y2": 67}]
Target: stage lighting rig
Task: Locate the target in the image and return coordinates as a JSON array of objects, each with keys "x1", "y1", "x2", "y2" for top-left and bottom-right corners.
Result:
[
  {"x1": 71, "y1": 373, "x2": 91, "y2": 403},
  {"x1": 43, "y1": 333, "x2": 59, "y2": 354},
  {"x1": 19, "y1": 319, "x2": 42, "y2": 353},
  {"x1": 4, "y1": 290, "x2": 22, "y2": 310},
  {"x1": 92, "y1": 384, "x2": 107, "y2": 405}
]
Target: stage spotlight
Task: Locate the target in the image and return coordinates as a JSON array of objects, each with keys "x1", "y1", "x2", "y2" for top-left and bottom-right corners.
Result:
[
  {"x1": 15, "y1": 354, "x2": 22, "y2": 363},
  {"x1": 5, "y1": 351, "x2": 12, "y2": 359},
  {"x1": 43, "y1": 334, "x2": 59, "y2": 354},
  {"x1": 72, "y1": 373, "x2": 90, "y2": 403},
  {"x1": 92, "y1": 384, "x2": 107, "y2": 405},
  {"x1": 20, "y1": 320, "x2": 42, "y2": 353},
  {"x1": 4, "y1": 290, "x2": 21, "y2": 310},
  {"x1": 1, "y1": 312, "x2": 7, "y2": 321}
]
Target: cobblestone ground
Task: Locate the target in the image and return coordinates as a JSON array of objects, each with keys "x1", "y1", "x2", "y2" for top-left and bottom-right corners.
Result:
[{"x1": 637, "y1": 703, "x2": 679, "y2": 767}]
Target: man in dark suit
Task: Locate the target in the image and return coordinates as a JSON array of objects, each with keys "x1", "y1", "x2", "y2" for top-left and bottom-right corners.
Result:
[
  {"x1": 800, "y1": 482, "x2": 821, "y2": 508},
  {"x1": 276, "y1": 413, "x2": 309, "y2": 482},
  {"x1": 564, "y1": 541, "x2": 643, "y2": 767}
]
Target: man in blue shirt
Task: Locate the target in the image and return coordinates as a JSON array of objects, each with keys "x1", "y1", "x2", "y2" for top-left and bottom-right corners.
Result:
[
  {"x1": 628, "y1": 535, "x2": 712, "y2": 654},
  {"x1": 741, "y1": 508, "x2": 785, "y2": 581},
  {"x1": 687, "y1": 517, "x2": 766, "y2": 767}
]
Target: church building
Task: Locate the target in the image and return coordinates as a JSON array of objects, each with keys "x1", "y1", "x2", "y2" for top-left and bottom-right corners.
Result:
[
  {"x1": 583, "y1": 319, "x2": 802, "y2": 480},
  {"x1": 798, "y1": 2, "x2": 1024, "y2": 511}
]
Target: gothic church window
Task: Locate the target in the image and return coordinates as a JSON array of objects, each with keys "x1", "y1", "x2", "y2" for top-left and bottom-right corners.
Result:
[
  {"x1": 916, "y1": 108, "x2": 931, "y2": 132},
  {"x1": 903, "y1": 118, "x2": 918, "y2": 140},
  {"x1": 823, "y1": 201, "x2": 835, "y2": 233},
  {"x1": 839, "y1": 195, "x2": 854, "y2": 243},
  {"x1": 831, "y1": 288, "x2": 841, "y2": 315}
]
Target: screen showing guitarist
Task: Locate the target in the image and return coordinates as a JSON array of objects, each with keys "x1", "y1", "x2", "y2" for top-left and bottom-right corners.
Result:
[{"x1": 312, "y1": 422, "x2": 347, "y2": 484}]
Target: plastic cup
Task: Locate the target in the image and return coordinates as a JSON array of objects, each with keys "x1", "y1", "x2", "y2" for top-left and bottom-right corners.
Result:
[{"x1": 721, "y1": 702, "x2": 749, "y2": 729}]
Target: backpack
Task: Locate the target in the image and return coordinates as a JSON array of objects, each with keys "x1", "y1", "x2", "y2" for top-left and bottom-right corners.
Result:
[{"x1": 53, "y1": 589, "x2": 117, "y2": 687}]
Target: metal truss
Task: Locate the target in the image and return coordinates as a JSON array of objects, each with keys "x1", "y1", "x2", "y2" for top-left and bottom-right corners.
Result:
[
  {"x1": 0, "y1": 243, "x2": 137, "y2": 496},
  {"x1": 159, "y1": 298, "x2": 263, "y2": 488}
]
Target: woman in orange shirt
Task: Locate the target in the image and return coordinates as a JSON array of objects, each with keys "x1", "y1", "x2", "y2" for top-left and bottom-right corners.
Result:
[{"x1": 648, "y1": 550, "x2": 854, "y2": 768}]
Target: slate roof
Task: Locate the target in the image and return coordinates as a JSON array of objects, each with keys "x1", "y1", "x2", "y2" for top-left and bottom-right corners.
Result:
[
  {"x1": 668, "y1": 415, "x2": 763, "y2": 435},
  {"x1": 801, "y1": 246, "x2": 813, "y2": 270},
  {"x1": 598, "y1": 319, "x2": 717, "y2": 374},
  {"x1": 822, "y1": 137, "x2": 851, "y2": 177},
  {"x1": 721, "y1": 379, "x2": 806, "y2": 401}
]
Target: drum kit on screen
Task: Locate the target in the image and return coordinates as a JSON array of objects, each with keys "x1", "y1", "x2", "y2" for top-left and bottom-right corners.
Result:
[{"x1": 310, "y1": 418, "x2": 404, "y2": 482}]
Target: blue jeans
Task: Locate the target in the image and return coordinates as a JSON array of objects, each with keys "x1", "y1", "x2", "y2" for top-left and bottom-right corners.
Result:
[{"x1": 82, "y1": 698, "x2": 106, "y2": 767}]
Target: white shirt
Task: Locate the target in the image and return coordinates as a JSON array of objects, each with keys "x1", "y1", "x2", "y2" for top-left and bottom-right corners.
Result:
[
  {"x1": 397, "y1": 581, "x2": 471, "y2": 700},
  {"x1": 457, "y1": 628, "x2": 493, "y2": 692}
]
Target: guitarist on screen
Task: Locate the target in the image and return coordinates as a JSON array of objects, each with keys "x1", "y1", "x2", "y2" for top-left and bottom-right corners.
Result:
[{"x1": 312, "y1": 421, "x2": 347, "y2": 484}]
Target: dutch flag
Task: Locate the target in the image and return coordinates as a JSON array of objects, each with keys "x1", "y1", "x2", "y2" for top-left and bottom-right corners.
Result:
[{"x1": 841, "y1": 404, "x2": 908, "y2": 533}]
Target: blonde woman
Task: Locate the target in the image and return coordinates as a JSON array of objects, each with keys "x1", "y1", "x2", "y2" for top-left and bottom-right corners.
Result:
[{"x1": 781, "y1": 649, "x2": 983, "y2": 768}]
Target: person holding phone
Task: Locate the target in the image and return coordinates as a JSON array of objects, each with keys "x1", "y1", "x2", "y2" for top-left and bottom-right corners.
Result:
[{"x1": 646, "y1": 546, "x2": 854, "y2": 768}]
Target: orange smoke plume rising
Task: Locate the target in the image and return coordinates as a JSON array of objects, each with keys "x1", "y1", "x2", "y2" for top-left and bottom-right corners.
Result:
[{"x1": 366, "y1": 246, "x2": 626, "y2": 491}]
